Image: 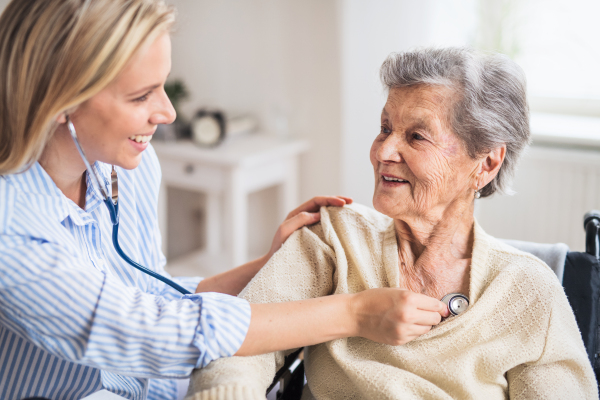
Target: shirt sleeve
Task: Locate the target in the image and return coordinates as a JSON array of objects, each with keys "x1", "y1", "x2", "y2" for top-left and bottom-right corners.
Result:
[
  {"x1": 0, "y1": 236, "x2": 250, "y2": 379},
  {"x1": 507, "y1": 283, "x2": 598, "y2": 399},
  {"x1": 187, "y1": 223, "x2": 337, "y2": 399}
]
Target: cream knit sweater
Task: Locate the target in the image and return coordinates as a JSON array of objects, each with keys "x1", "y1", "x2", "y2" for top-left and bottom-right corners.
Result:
[{"x1": 188, "y1": 204, "x2": 597, "y2": 400}]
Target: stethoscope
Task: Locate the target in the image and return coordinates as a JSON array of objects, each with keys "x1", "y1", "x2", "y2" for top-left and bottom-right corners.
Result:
[
  {"x1": 441, "y1": 293, "x2": 469, "y2": 318},
  {"x1": 67, "y1": 117, "x2": 192, "y2": 295},
  {"x1": 66, "y1": 118, "x2": 473, "y2": 305}
]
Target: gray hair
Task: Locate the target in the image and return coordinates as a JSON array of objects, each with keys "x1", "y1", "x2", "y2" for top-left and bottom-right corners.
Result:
[{"x1": 380, "y1": 47, "x2": 530, "y2": 197}]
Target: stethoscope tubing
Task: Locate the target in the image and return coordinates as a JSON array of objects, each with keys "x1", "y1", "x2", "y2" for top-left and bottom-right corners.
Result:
[
  {"x1": 67, "y1": 117, "x2": 192, "y2": 296},
  {"x1": 104, "y1": 198, "x2": 192, "y2": 295}
]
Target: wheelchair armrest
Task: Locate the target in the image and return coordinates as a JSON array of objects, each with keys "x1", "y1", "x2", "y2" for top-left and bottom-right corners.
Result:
[{"x1": 267, "y1": 348, "x2": 304, "y2": 396}]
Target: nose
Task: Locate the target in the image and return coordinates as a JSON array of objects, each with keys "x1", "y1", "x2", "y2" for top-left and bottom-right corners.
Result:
[
  {"x1": 377, "y1": 134, "x2": 404, "y2": 164},
  {"x1": 150, "y1": 89, "x2": 176, "y2": 125}
]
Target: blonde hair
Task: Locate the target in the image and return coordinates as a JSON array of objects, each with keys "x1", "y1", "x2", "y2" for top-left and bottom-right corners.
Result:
[{"x1": 0, "y1": 0, "x2": 175, "y2": 174}]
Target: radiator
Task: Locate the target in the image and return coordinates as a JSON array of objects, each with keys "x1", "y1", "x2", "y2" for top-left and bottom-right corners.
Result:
[{"x1": 476, "y1": 145, "x2": 600, "y2": 251}]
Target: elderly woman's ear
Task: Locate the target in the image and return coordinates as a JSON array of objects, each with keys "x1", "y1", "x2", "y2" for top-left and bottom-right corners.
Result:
[{"x1": 475, "y1": 145, "x2": 506, "y2": 192}]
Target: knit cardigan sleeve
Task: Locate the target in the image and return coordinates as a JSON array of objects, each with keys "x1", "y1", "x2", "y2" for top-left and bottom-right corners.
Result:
[
  {"x1": 186, "y1": 223, "x2": 337, "y2": 400},
  {"x1": 507, "y1": 281, "x2": 598, "y2": 399}
]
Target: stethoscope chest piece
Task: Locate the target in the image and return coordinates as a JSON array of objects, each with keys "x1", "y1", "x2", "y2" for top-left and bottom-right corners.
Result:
[{"x1": 441, "y1": 293, "x2": 469, "y2": 317}]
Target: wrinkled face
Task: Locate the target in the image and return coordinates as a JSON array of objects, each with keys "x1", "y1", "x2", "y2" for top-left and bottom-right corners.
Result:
[
  {"x1": 370, "y1": 85, "x2": 480, "y2": 223},
  {"x1": 69, "y1": 32, "x2": 175, "y2": 169}
]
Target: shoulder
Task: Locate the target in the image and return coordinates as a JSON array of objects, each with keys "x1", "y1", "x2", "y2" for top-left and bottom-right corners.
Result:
[
  {"x1": 473, "y1": 230, "x2": 571, "y2": 341},
  {"x1": 0, "y1": 177, "x2": 17, "y2": 234},
  {"x1": 322, "y1": 203, "x2": 393, "y2": 232},
  {"x1": 306, "y1": 203, "x2": 393, "y2": 249},
  {"x1": 485, "y1": 233, "x2": 563, "y2": 295},
  {"x1": 0, "y1": 176, "x2": 64, "y2": 241},
  {"x1": 0, "y1": 181, "x2": 80, "y2": 257}
]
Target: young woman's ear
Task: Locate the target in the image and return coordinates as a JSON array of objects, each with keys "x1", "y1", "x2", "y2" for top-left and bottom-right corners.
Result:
[
  {"x1": 478, "y1": 145, "x2": 506, "y2": 187},
  {"x1": 55, "y1": 113, "x2": 68, "y2": 124}
]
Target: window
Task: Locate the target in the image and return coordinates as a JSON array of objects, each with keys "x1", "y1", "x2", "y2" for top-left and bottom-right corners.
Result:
[{"x1": 477, "y1": 0, "x2": 600, "y2": 116}]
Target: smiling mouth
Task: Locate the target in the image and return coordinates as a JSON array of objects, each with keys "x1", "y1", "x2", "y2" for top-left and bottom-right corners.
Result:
[
  {"x1": 129, "y1": 135, "x2": 152, "y2": 144},
  {"x1": 382, "y1": 175, "x2": 408, "y2": 183}
]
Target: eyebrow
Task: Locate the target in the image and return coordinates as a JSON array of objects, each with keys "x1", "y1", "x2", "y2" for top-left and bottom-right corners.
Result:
[
  {"x1": 127, "y1": 83, "x2": 161, "y2": 97},
  {"x1": 409, "y1": 118, "x2": 433, "y2": 131},
  {"x1": 381, "y1": 109, "x2": 434, "y2": 131},
  {"x1": 127, "y1": 72, "x2": 171, "y2": 97}
]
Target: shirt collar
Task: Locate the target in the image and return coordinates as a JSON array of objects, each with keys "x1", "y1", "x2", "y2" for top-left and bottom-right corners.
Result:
[
  {"x1": 6, "y1": 161, "x2": 113, "y2": 225},
  {"x1": 84, "y1": 162, "x2": 113, "y2": 214}
]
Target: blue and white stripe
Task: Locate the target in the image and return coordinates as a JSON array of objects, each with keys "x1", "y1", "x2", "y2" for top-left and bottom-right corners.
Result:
[{"x1": 0, "y1": 145, "x2": 251, "y2": 400}]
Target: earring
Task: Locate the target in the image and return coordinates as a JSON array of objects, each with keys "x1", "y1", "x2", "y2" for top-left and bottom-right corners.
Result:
[{"x1": 474, "y1": 184, "x2": 481, "y2": 199}]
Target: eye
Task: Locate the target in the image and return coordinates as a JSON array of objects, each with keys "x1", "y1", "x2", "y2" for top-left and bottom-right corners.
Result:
[
  {"x1": 380, "y1": 125, "x2": 392, "y2": 135},
  {"x1": 411, "y1": 132, "x2": 425, "y2": 140},
  {"x1": 133, "y1": 91, "x2": 153, "y2": 102}
]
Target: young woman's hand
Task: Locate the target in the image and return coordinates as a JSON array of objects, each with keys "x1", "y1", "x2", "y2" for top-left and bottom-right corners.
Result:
[
  {"x1": 351, "y1": 288, "x2": 450, "y2": 346},
  {"x1": 267, "y1": 196, "x2": 353, "y2": 259},
  {"x1": 236, "y1": 289, "x2": 449, "y2": 356}
]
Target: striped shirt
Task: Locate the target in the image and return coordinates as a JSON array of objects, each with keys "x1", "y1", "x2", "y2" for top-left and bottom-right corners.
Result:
[{"x1": 0, "y1": 145, "x2": 251, "y2": 400}]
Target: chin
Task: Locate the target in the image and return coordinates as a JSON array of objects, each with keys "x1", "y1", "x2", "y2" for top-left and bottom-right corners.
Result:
[
  {"x1": 114, "y1": 155, "x2": 144, "y2": 170},
  {"x1": 373, "y1": 193, "x2": 396, "y2": 216},
  {"x1": 373, "y1": 192, "x2": 413, "y2": 221}
]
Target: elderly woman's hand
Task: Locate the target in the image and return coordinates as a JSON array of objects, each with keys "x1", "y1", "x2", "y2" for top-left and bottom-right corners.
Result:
[
  {"x1": 267, "y1": 196, "x2": 353, "y2": 259},
  {"x1": 352, "y1": 288, "x2": 450, "y2": 346}
]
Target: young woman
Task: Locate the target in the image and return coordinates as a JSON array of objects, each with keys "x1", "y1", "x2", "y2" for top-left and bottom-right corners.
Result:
[{"x1": 0, "y1": 1, "x2": 448, "y2": 399}]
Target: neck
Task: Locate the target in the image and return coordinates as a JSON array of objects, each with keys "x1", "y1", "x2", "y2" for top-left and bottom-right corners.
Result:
[
  {"x1": 38, "y1": 125, "x2": 89, "y2": 209},
  {"x1": 394, "y1": 202, "x2": 475, "y2": 259},
  {"x1": 394, "y1": 199, "x2": 475, "y2": 298}
]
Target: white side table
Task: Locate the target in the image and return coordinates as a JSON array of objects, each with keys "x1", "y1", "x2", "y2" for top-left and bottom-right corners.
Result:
[{"x1": 153, "y1": 135, "x2": 309, "y2": 276}]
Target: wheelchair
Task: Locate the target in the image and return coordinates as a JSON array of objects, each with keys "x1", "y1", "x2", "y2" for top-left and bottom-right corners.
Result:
[{"x1": 267, "y1": 210, "x2": 600, "y2": 400}]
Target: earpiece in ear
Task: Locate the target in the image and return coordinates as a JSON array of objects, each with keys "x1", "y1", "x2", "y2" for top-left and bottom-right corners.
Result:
[{"x1": 55, "y1": 113, "x2": 68, "y2": 124}]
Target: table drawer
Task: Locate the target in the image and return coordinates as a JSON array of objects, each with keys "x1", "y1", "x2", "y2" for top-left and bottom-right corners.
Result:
[{"x1": 160, "y1": 158, "x2": 225, "y2": 192}]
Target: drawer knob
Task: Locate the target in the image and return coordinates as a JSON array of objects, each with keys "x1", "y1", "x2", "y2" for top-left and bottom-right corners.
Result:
[{"x1": 184, "y1": 164, "x2": 194, "y2": 174}]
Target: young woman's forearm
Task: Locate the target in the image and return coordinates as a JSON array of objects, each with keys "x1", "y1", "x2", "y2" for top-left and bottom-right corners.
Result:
[
  {"x1": 234, "y1": 288, "x2": 449, "y2": 356},
  {"x1": 235, "y1": 294, "x2": 358, "y2": 356},
  {"x1": 195, "y1": 255, "x2": 269, "y2": 296}
]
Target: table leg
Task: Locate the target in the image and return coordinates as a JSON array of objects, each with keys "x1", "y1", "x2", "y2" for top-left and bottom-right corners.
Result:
[
  {"x1": 279, "y1": 158, "x2": 299, "y2": 223},
  {"x1": 226, "y1": 168, "x2": 248, "y2": 268},
  {"x1": 205, "y1": 192, "x2": 221, "y2": 256}
]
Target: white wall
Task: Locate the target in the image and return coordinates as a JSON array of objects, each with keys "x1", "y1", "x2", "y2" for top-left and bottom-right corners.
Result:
[{"x1": 169, "y1": 0, "x2": 343, "y2": 201}]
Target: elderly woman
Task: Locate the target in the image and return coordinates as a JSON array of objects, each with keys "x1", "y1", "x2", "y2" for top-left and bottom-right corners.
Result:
[{"x1": 187, "y1": 48, "x2": 597, "y2": 399}]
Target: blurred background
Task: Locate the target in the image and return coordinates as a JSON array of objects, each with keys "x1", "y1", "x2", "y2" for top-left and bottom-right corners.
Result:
[{"x1": 2, "y1": 0, "x2": 599, "y2": 276}]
